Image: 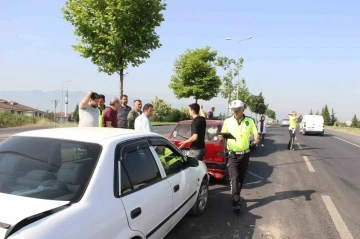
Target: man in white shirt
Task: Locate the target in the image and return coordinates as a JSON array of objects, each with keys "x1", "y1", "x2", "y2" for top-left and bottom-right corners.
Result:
[
  {"x1": 134, "y1": 103, "x2": 154, "y2": 132},
  {"x1": 79, "y1": 91, "x2": 100, "y2": 127}
]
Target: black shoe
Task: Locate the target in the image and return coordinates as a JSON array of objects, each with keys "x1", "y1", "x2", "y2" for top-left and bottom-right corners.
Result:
[{"x1": 233, "y1": 203, "x2": 241, "y2": 213}]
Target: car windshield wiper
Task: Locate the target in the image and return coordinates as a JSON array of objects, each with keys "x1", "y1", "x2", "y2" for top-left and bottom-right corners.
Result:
[
  {"x1": 177, "y1": 134, "x2": 189, "y2": 139},
  {"x1": 0, "y1": 151, "x2": 59, "y2": 168}
]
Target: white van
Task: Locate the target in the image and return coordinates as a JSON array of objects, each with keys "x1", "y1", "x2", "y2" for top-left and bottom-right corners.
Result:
[{"x1": 299, "y1": 115, "x2": 325, "y2": 136}]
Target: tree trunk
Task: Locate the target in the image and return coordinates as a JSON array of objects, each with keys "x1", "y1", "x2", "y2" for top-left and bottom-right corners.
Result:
[
  {"x1": 195, "y1": 98, "x2": 198, "y2": 103},
  {"x1": 119, "y1": 68, "x2": 124, "y2": 97}
]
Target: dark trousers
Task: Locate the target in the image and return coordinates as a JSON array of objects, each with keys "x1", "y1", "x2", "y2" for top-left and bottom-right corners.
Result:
[
  {"x1": 227, "y1": 152, "x2": 250, "y2": 205},
  {"x1": 288, "y1": 129, "x2": 296, "y2": 149},
  {"x1": 261, "y1": 133, "x2": 266, "y2": 144}
]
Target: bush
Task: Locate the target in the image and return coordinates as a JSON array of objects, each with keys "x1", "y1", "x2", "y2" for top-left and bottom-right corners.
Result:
[{"x1": 0, "y1": 112, "x2": 40, "y2": 128}]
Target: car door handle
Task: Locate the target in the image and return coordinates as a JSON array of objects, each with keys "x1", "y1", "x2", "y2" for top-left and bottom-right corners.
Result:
[
  {"x1": 130, "y1": 207, "x2": 142, "y2": 219},
  {"x1": 173, "y1": 185, "x2": 180, "y2": 193}
]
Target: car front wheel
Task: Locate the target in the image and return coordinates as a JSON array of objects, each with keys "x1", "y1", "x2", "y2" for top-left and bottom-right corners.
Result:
[{"x1": 189, "y1": 179, "x2": 208, "y2": 216}]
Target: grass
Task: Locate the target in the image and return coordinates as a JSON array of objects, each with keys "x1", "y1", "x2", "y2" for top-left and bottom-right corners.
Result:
[
  {"x1": 326, "y1": 126, "x2": 360, "y2": 135},
  {"x1": 162, "y1": 134, "x2": 169, "y2": 137},
  {"x1": 151, "y1": 122, "x2": 176, "y2": 126},
  {"x1": 0, "y1": 112, "x2": 41, "y2": 128}
]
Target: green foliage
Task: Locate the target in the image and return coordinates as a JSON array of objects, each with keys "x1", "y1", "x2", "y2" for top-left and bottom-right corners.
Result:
[
  {"x1": 62, "y1": 0, "x2": 166, "y2": 96},
  {"x1": 0, "y1": 112, "x2": 39, "y2": 128},
  {"x1": 231, "y1": 79, "x2": 252, "y2": 108},
  {"x1": 72, "y1": 104, "x2": 79, "y2": 123},
  {"x1": 330, "y1": 108, "x2": 337, "y2": 125},
  {"x1": 322, "y1": 105, "x2": 331, "y2": 126},
  {"x1": 315, "y1": 110, "x2": 320, "y2": 115},
  {"x1": 163, "y1": 109, "x2": 181, "y2": 122},
  {"x1": 309, "y1": 109, "x2": 313, "y2": 115},
  {"x1": 169, "y1": 46, "x2": 221, "y2": 103},
  {"x1": 216, "y1": 57, "x2": 244, "y2": 105},
  {"x1": 44, "y1": 110, "x2": 54, "y2": 122},
  {"x1": 265, "y1": 108, "x2": 276, "y2": 119},
  {"x1": 248, "y1": 93, "x2": 267, "y2": 115},
  {"x1": 351, "y1": 114, "x2": 359, "y2": 128},
  {"x1": 151, "y1": 96, "x2": 172, "y2": 122}
]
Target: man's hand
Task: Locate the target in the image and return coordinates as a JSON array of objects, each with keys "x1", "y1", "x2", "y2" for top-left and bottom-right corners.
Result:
[
  {"x1": 178, "y1": 141, "x2": 186, "y2": 149},
  {"x1": 218, "y1": 135, "x2": 223, "y2": 140}
]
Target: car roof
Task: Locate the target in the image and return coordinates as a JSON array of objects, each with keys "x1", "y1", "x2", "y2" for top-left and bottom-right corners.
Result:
[{"x1": 13, "y1": 127, "x2": 160, "y2": 143}]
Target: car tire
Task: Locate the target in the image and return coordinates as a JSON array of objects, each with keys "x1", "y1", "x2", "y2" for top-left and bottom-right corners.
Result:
[{"x1": 189, "y1": 179, "x2": 208, "y2": 216}]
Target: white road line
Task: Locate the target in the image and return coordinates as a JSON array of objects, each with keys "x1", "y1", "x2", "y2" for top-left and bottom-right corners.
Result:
[
  {"x1": 297, "y1": 143, "x2": 315, "y2": 172},
  {"x1": 303, "y1": 156, "x2": 315, "y2": 172},
  {"x1": 332, "y1": 136, "x2": 360, "y2": 148},
  {"x1": 321, "y1": 195, "x2": 354, "y2": 239}
]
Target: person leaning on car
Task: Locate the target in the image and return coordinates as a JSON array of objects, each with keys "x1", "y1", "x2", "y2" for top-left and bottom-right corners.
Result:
[
  {"x1": 178, "y1": 103, "x2": 206, "y2": 161},
  {"x1": 219, "y1": 100, "x2": 259, "y2": 213}
]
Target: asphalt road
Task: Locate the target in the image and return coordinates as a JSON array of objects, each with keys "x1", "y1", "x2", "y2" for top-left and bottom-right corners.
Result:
[
  {"x1": 1, "y1": 125, "x2": 359, "y2": 238},
  {"x1": 0, "y1": 125, "x2": 175, "y2": 141},
  {"x1": 165, "y1": 126, "x2": 360, "y2": 239}
]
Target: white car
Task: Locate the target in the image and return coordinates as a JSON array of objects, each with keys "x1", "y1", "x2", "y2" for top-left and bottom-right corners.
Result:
[
  {"x1": 299, "y1": 115, "x2": 325, "y2": 136},
  {"x1": 0, "y1": 128, "x2": 209, "y2": 239},
  {"x1": 281, "y1": 119, "x2": 290, "y2": 126}
]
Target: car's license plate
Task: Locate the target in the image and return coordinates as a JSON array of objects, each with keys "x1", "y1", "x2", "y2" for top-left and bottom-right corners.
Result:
[{"x1": 182, "y1": 150, "x2": 189, "y2": 156}]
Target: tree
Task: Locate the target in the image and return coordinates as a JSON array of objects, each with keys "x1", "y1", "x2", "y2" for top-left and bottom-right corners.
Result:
[
  {"x1": 216, "y1": 57, "x2": 244, "y2": 107},
  {"x1": 248, "y1": 93, "x2": 267, "y2": 115},
  {"x1": 309, "y1": 109, "x2": 313, "y2": 115},
  {"x1": 169, "y1": 46, "x2": 221, "y2": 103},
  {"x1": 315, "y1": 110, "x2": 320, "y2": 115},
  {"x1": 72, "y1": 104, "x2": 79, "y2": 123},
  {"x1": 330, "y1": 108, "x2": 337, "y2": 125},
  {"x1": 351, "y1": 114, "x2": 359, "y2": 128},
  {"x1": 179, "y1": 107, "x2": 190, "y2": 120},
  {"x1": 231, "y1": 79, "x2": 252, "y2": 108},
  {"x1": 151, "y1": 96, "x2": 172, "y2": 122},
  {"x1": 44, "y1": 110, "x2": 54, "y2": 122},
  {"x1": 266, "y1": 108, "x2": 276, "y2": 120},
  {"x1": 322, "y1": 105, "x2": 331, "y2": 126},
  {"x1": 62, "y1": 0, "x2": 166, "y2": 97}
]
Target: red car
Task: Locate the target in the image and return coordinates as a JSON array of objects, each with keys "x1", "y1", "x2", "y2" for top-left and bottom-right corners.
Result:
[{"x1": 167, "y1": 120, "x2": 228, "y2": 182}]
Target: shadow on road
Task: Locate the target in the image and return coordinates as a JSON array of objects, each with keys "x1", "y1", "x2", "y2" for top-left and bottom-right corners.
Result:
[
  {"x1": 244, "y1": 189, "x2": 316, "y2": 211},
  {"x1": 165, "y1": 184, "x2": 261, "y2": 239},
  {"x1": 166, "y1": 187, "x2": 316, "y2": 239},
  {"x1": 243, "y1": 161, "x2": 274, "y2": 190}
]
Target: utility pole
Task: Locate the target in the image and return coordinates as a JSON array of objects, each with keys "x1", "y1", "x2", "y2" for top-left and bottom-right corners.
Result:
[{"x1": 51, "y1": 100, "x2": 59, "y2": 128}]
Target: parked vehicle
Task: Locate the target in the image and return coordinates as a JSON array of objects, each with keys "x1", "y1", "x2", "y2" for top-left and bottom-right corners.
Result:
[
  {"x1": 0, "y1": 128, "x2": 209, "y2": 239},
  {"x1": 299, "y1": 115, "x2": 325, "y2": 136},
  {"x1": 168, "y1": 119, "x2": 256, "y2": 182}
]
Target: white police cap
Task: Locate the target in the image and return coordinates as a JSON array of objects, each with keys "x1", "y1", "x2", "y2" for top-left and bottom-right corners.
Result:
[{"x1": 229, "y1": 100, "x2": 245, "y2": 110}]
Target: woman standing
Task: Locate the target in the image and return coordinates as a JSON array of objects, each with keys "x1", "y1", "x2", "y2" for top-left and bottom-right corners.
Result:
[{"x1": 257, "y1": 115, "x2": 267, "y2": 147}]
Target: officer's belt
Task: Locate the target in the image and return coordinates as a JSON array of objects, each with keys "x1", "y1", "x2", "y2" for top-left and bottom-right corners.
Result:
[{"x1": 229, "y1": 149, "x2": 250, "y2": 155}]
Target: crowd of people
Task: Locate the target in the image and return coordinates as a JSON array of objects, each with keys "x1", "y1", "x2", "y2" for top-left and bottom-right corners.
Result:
[
  {"x1": 78, "y1": 91, "x2": 154, "y2": 132},
  {"x1": 77, "y1": 91, "x2": 218, "y2": 132}
]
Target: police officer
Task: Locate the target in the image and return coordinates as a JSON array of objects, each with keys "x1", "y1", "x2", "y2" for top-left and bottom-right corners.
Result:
[{"x1": 219, "y1": 100, "x2": 260, "y2": 212}]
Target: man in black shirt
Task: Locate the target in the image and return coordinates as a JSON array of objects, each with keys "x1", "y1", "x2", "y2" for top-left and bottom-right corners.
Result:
[{"x1": 179, "y1": 103, "x2": 206, "y2": 160}]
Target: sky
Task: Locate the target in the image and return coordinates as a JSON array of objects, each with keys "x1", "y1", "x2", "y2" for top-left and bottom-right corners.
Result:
[{"x1": 0, "y1": 0, "x2": 359, "y2": 121}]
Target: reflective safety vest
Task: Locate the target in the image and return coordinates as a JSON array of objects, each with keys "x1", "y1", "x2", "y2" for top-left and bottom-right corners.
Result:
[
  {"x1": 98, "y1": 106, "x2": 107, "y2": 127},
  {"x1": 159, "y1": 148, "x2": 182, "y2": 167}
]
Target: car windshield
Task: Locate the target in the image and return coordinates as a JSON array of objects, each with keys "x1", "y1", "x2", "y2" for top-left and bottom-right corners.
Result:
[
  {"x1": 0, "y1": 136, "x2": 102, "y2": 202},
  {"x1": 169, "y1": 123, "x2": 221, "y2": 142}
]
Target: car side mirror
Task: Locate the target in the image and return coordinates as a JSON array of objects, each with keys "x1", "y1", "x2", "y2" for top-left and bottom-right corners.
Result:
[{"x1": 185, "y1": 156, "x2": 199, "y2": 167}]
